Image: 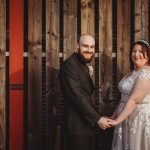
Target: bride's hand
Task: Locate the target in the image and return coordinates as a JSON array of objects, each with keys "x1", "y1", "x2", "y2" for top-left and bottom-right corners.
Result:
[{"x1": 108, "y1": 119, "x2": 119, "y2": 127}]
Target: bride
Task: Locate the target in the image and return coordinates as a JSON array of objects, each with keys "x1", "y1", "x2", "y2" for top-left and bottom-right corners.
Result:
[{"x1": 109, "y1": 39, "x2": 150, "y2": 150}]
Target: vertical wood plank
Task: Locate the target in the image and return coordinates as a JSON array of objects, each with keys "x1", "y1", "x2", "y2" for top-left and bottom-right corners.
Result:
[
  {"x1": 46, "y1": 0, "x2": 60, "y2": 69},
  {"x1": 46, "y1": 0, "x2": 60, "y2": 149},
  {"x1": 63, "y1": 0, "x2": 77, "y2": 60},
  {"x1": 0, "y1": 0, "x2": 6, "y2": 149},
  {"x1": 99, "y1": 0, "x2": 112, "y2": 114},
  {"x1": 81, "y1": 0, "x2": 94, "y2": 35},
  {"x1": 28, "y1": 0, "x2": 42, "y2": 149},
  {"x1": 135, "y1": 0, "x2": 149, "y2": 41},
  {"x1": 117, "y1": 0, "x2": 130, "y2": 80}
]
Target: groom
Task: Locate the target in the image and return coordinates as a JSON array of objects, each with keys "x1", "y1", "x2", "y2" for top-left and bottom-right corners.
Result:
[{"x1": 59, "y1": 34, "x2": 111, "y2": 150}]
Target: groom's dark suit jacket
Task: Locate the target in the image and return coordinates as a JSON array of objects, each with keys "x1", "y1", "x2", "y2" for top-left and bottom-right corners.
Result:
[{"x1": 59, "y1": 52, "x2": 101, "y2": 136}]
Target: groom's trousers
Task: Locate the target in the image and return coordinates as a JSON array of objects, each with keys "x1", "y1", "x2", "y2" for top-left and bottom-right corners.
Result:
[{"x1": 65, "y1": 135, "x2": 97, "y2": 150}]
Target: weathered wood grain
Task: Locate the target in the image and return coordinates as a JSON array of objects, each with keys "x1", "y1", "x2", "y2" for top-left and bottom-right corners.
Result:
[
  {"x1": 99, "y1": 0, "x2": 113, "y2": 115},
  {"x1": 135, "y1": 0, "x2": 149, "y2": 41},
  {"x1": 63, "y1": 0, "x2": 77, "y2": 60},
  {"x1": 81, "y1": 0, "x2": 94, "y2": 35},
  {"x1": 46, "y1": 0, "x2": 60, "y2": 69},
  {"x1": 46, "y1": 0, "x2": 60, "y2": 150},
  {"x1": 117, "y1": 0, "x2": 130, "y2": 80},
  {"x1": 28, "y1": 0, "x2": 42, "y2": 149},
  {"x1": 0, "y1": 0, "x2": 6, "y2": 149}
]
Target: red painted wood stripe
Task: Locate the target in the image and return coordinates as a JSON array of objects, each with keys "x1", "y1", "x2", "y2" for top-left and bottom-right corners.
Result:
[{"x1": 9, "y1": 0, "x2": 24, "y2": 150}]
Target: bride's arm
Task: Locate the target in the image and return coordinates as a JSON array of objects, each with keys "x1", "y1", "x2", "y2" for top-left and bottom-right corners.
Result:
[
  {"x1": 110, "y1": 103, "x2": 120, "y2": 119},
  {"x1": 111, "y1": 74, "x2": 150, "y2": 125}
]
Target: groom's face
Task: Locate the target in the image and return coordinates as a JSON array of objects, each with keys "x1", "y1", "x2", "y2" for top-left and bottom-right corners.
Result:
[{"x1": 77, "y1": 35, "x2": 95, "y2": 63}]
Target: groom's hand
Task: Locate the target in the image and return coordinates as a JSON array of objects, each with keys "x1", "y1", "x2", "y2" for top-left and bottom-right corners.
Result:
[{"x1": 97, "y1": 117, "x2": 113, "y2": 130}]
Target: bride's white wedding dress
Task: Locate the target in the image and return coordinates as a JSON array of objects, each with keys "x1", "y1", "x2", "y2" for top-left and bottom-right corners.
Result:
[{"x1": 112, "y1": 68, "x2": 150, "y2": 150}]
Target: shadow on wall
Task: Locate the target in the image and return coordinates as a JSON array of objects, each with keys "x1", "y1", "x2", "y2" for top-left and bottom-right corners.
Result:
[
  {"x1": 47, "y1": 67, "x2": 64, "y2": 150},
  {"x1": 96, "y1": 51, "x2": 122, "y2": 150}
]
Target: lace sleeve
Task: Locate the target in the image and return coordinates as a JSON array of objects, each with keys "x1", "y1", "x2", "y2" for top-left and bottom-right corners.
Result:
[
  {"x1": 136, "y1": 69, "x2": 150, "y2": 81},
  {"x1": 131, "y1": 69, "x2": 150, "y2": 104}
]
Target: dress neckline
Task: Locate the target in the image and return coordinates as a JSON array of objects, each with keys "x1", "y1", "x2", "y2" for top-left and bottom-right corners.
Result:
[
  {"x1": 120, "y1": 66, "x2": 150, "y2": 81},
  {"x1": 134, "y1": 65, "x2": 150, "y2": 72}
]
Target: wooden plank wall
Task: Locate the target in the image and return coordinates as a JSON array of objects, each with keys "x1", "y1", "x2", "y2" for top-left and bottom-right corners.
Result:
[
  {"x1": 99, "y1": 0, "x2": 112, "y2": 115},
  {"x1": 0, "y1": 0, "x2": 6, "y2": 150},
  {"x1": 0, "y1": 0, "x2": 150, "y2": 150},
  {"x1": 117, "y1": 0, "x2": 130, "y2": 79},
  {"x1": 46, "y1": 0, "x2": 60, "y2": 150},
  {"x1": 135, "y1": 0, "x2": 149, "y2": 41},
  {"x1": 28, "y1": 0, "x2": 42, "y2": 150}
]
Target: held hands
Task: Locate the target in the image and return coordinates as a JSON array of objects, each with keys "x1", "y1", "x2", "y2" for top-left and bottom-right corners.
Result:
[
  {"x1": 107, "y1": 119, "x2": 118, "y2": 127},
  {"x1": 97, "y1": 117, "x2": 119, "y2": 130},
  {"x1": 97, "y1": 117, "x2": 112, "y2": 130}
]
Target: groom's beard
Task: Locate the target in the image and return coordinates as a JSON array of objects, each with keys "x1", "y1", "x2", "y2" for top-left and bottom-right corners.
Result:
[{"x1": 78, "y1": 49, "x2": 94, "y2": 63}]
